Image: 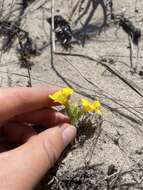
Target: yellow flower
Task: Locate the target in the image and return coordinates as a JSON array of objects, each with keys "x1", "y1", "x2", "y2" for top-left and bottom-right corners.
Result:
[
  {"x1": 49, "y1": 87, "x2": 74, "y2": 106},
  {"x1": 81, "y1": 98, "x2": 102, "y2": 114}
]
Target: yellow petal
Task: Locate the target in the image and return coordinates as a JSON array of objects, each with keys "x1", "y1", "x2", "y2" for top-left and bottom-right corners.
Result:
[
  {"x1": 91, "y1": 101, "x2": 102, "y2": 114},
  {"x1": 49, "y1": 87, "x2": 74, "y2": 106},
  {"x1": 81, "y1": 98, "x2": 92, "y2": 112},
  {"x1": 62, "y1": 87, "x2": 74, "y2": 95},
  {"x1": 81, "y1": 99, "x2": 90, "y2": 107},
  {"x1": 92, "y1": 101, "x2": 101, "y2": 108},
  {"x1": 81, "y1": 99, "x2": 102, "y2": 114}
]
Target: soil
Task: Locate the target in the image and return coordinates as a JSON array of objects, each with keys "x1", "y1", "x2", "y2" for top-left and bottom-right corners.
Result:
[{"x1": 1, "y1": 0, "x2": 143, "y2": 189}]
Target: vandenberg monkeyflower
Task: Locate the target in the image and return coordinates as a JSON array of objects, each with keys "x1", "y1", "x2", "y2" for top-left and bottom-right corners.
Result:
[
  {"x1": 49, "y1": 87, "x2": 102, "y2": 127},
  {"x1": 49, "y1": 87, "x2": 74, "y2": 106},
  {"x1": 81, "y1": 98, "x2": 102, "y2": 115}
]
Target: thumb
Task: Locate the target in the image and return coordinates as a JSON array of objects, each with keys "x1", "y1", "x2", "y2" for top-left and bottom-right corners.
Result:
[{"x1": 0, "y1": 124, "x2": 76, "y2": 190}]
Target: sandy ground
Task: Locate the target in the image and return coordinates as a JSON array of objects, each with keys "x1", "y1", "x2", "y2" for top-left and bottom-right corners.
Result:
[{"x1": 1, "y1": 0, "x2": 143, "y2": 189}]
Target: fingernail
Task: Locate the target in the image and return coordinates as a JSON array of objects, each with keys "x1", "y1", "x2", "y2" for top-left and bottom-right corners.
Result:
[{"x1": 62, "y1": 125, "x2": 76, "y2": 147}]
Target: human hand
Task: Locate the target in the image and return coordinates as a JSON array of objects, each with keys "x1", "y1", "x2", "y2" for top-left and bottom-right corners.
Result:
[{"x1": 0, "y1": 87, "x2": 76, "y2": 190}]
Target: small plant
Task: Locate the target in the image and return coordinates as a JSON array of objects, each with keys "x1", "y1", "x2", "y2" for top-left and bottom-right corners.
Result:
[{"x1": 49, "y1": 87, "x2": 103, "y2": 145}]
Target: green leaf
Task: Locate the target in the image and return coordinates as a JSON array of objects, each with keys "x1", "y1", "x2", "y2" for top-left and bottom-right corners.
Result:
[{"x1": 66, "y1": 104, "x2": 82, "y2": 124}]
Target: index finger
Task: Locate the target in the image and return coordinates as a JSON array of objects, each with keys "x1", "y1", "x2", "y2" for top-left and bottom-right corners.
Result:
[{"x1": 0, "y1": 87, "x2": 59, "y2": 122}]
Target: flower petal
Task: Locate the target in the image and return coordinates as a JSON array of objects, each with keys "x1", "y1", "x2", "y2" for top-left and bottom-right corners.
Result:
[{"x1": 49, "y1": 87, "x2": 74, "y2": 106}]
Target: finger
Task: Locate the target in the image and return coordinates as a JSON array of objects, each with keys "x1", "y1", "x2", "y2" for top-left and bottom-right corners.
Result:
[
  {"x1": 0, "y1": 124, "x2": 76, "y2": 190},
  {"x1": 2, "y1": 123, "x2": 36, "y2": 144},
  {"x1": 0, "y1": 87, "x2": 59, "y2": 122},
  {"x1": 11, "y1": 109, "x2": 69, "y2": 127}
]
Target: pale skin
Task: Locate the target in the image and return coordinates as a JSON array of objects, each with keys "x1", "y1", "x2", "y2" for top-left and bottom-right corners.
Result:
[{"x1": 0, "y1": 87, "x2": 76, "y2": 190}]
